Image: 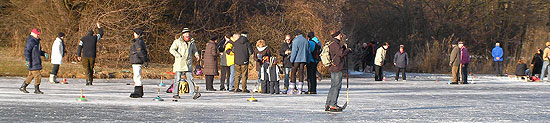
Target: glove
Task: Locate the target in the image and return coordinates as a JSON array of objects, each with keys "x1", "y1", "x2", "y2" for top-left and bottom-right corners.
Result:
[
  {"x1": 143, "y1": 62, "x2": 149, "y2": 68},
  {"x1": 25, "y1": 61, "x2": 30, "y2": 67},
  {"x1": 44, "y1": 53, "x2": 50, "y2": 59}
]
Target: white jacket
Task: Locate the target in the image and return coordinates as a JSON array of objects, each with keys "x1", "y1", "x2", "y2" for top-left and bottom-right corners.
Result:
[
  {"x1": 51, "y1": 37, "x2": 64, "y2": 64},
  {"x1": 374, "y1": 47, "x2": 387, "y2": 66}
]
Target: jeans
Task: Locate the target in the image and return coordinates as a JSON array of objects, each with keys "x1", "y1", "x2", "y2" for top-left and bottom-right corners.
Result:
[
  {"x1": 51, "y1": 64, "x2": 60, "y2": 75},
  {"x1": 174, "y1": 71, "x2": 196, "y2": 96},
  {"x1": 395, "y1": 67, "x2": 406, "y2": 81},
  {"x1": 541, "y1": 61, "x2": 550, "y2": 81},
  {"x1": 283, "y1": 67, "x2": 291, "y2": 90},
  {"x1": 494, "y1": 61, "x2": 503, "y2": 75},
  {"x1": 229, "y1": 65, "x2": 235, "y2": 90},
  {"x1": 307, "y1": 62, "x2": 318, "y2": 92},
  {"x1": 132, "y1": 64, "x2": 142, "y2": 86},
  {"x1": 461, "y1": 63, "x2": 469, "y2": 83},
  {"x1": 326, "y1": 72, "x2": 343, "y2": 106}
]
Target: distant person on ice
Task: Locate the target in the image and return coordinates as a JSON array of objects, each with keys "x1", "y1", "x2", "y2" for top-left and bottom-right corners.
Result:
[
  {"x1": 289, "y1": 30, "x2": 310, "y2": 95},
  {"x1": 515, "y1": 59, "x2": 528, "y2": 77},
  {"x1": 374, "y1": 42, "x2": 389, "y2": 81},
  {"x1": 459, "y1": 41, "x2": 470, "y2": 84},
  {"x1": 232, "y1": 32, "x2": 253, "y2": 93},
  {"x1": 492, "y1": 41, "x2": 504, "y2": 76},
  {"x1": 20, "y1": 28, "x2": 48, "y2": 94},
  {"x1": 449, "y1": 41, "x2": 460, "y2": 84},
  {"x1": 253, "y1": 39, "x2": 271, "y2": 93},
  {"x1": 541, "y1": 42, "x2": 550, "y2": 82},
  {"x1": 77, "y1": 22, "x2": 103, "y2": 86},
  {"x1": 530, "y1": 48, "x2": 543, "y2": 80},
  {"x1": 307, "y1": 32, "x2": 321, "y2": 94},
  {"x1": 325, "y1": 30, "x2": 350, "y2": 112},
  {"x1": 129, "y1": 29, "x2": 149, "y2": 98},
  {"x1": 204, "y1": 36, "x2": 219, "y2": 91},
  {"x1": 393, "y1": 44, "x2": 408, "y2": 81},
  {"x1": 279, "y1": 34, "x2": 292, "y2": 94},
  {"x1": 49, "y1": 32, "x2": 67, "y2": 84},
  {"x1": 169, "y1": 28, "x2": 201, "y2": 100}
]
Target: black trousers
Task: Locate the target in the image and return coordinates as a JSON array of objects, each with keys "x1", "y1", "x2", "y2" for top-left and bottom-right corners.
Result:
[
  {"x1": 220, "y1": 66, "x2": 230, "y2": 89},
  {"x1": 461, "y1": 63, "x2": 469, "y2": 83},
  {"x1": 205, "y1": 75, "x2": 214, "y2": 90},
  {"x1": 291, "y1": 62, "x2": 306, "y2": 83},
  {"x1": 51, "y1": 64, "x2": 60, "y2": 75},
  {"x1": 395, "y1": 67, "x2": 406, "y2": 80},
  {"x1": 375, "y1": 65, "x2": 383, "y2": 81},
  {"x1": 307, "y1": 62, "x2": 318, "y2": 92}
]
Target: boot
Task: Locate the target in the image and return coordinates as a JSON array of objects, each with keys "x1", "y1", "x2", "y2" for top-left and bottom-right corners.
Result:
[
  {"x1": 129, "y1": 86, "x2": 143, "y2": 98},
  {"x1": 34, "y1": 85, "x2": 43, "y2": 94},
  {"x1": 86, "y1": 80, "x2": 92, "y2": 86},
  {"x1": 19, "y1": 83, "x2": 29, "y2": 93},
  {"x1": 192, "y1": 92, "x2": 201, "y2": 100},
  {"x1": 49, "y1": 74, "x2": 59, "y2": 84},
  {"x1": 287, "y1": 83, "x2": 295, "y2": 95},
  {"x1": 297, "y1": 82, "x2": 304, "y2": 95}
]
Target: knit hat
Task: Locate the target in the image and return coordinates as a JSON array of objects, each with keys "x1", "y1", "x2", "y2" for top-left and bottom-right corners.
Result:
[
  {"x1": 451, "y1": 40, "x2": 458, "y2": 44},
  {"x1": 210, "y1": 35, "x2": 218, "y2": 41},
  {"x1": 293, "y1": 30, "x2": 302, "y2": 37},
  {"x1": 331, "y1": 30, "x2": 341, "y2": 38},
  {"x1": 182, "y1": 28, "x2": 190, "y2": 33},
  {"x1": 133, "y1": 29, "x2": 143, "y2": 36},
  {"x1": 307, "y1": 32, "x2": 315, "y2": 39},
  {"x1": 458, "y1": 41, "x2": 464, "y2": 44},
  {"x1": 31, "y1": 28, "x2": 40, "y2": 35},
  {"x1": 58, "y1": 32, "x2": 65, "y2": 37}
]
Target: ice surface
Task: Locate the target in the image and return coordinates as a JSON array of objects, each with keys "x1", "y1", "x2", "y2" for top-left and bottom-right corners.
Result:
[{"x1": 1, "y1": 72, "x2": 550, "y2": 122}]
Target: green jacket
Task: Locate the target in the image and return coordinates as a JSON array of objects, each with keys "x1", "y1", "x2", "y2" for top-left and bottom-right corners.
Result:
[{"x1": 170, "y1": 37, "x2": 199, "y2": 72}]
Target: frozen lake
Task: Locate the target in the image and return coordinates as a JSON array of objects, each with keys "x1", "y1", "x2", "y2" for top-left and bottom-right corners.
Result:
[{"x1": 1, "y1": 72, "x2": 550, "y2": 122}]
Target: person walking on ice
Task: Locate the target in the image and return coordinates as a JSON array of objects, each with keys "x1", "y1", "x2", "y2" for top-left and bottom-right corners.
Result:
[
  {"x1": 20, "y1": 28, "x2": 49, "y2": 94},
  {"x1": 393, "y1": 45, "x2": 408, "y2": 81},
  {"x1": 49, "y1": 32, "x2": 67, "y2": 84},
  {"x1": 324, "y1": 30, "x2": 350, "y2": 112},
  {"x1": 77, "y1": 22, "x2": 103, "y2": 86},
  {"x1": 169, "y1": 28, "x2": 201, "y2": 100}
]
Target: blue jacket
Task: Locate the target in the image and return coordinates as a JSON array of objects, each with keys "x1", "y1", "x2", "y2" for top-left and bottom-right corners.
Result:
[
  {"x1": 24, "y1": 36, "x2": 46, "y2": 71},
  {"x1": 290, "y1": 35, "x2": 310, "y2": 63},
  {"x1": 308, "y1": 37, "x2": 321, "y2": 63},
  {"x1": 492, "y1": 46, "x2": 503, "y2": 61}
]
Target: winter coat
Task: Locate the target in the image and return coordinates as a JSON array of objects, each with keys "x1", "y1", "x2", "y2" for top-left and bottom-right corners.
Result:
[
  {"x1": 365, "y1": 43, "x2": 375, "y2": 66},
  {"x1": 130, "y1": 37, "x2": 149, "y2": 64},
  {"x1": 279, "y1": 42, "x2": 292, "y2": 68},
  {"x1": 543, "y1": 47, "x2": 550, "y2": 61},
  {"x1": 224, "y1": 41, "x2": 235, "y2": 66},
  {"x1": 450, "y1": 46, "x2": 461, "y2": 67},
  {"x1": 77, "y1": 28, "x2": 103, "y2": 58},
  {"x1": 460, "y1": 46, "x2": 471, "y2": 64},
  {"x1": 492, "y1": 46, "x2": 503, "y2": 61},
  {"x1": 531, "y1": 53, "x2": 543, "y2": 75},
  {"x1": 254, "y1": 46, "x2": 271, "y2": 71},
  {"x1": 374, "y1": 46, "x2": 387, "y2": 66},
  {"x1": 51, "y1": 37, "x2": 66, "y2": 65},
  {"x1": 24, "y1": 35, "x2": 46, "y2": 71},
  {"x1": 290, "y1": 35, "x2": 311, "y2": 63},
  {"x1": 203, "y1": 40, "x2": 219, "y2": 75},
  {"x1": 515, "y1": 63, "x2": 528, "y2": 76},
  {"x1": 308, "y1": 37, "x2": 321, "y2": 63},
  {"x1": 393, "y1": 51, "x2": 409, "y2": 68},
  {"x1": 170, "y1": 37, "x2": 199, "y2": 72},
  {"x1": 328, "y1": 38, "x2": 350, "y2": 72},
  {"x1": 233, "y1": 36, "x2": 253, "y2": 65}
]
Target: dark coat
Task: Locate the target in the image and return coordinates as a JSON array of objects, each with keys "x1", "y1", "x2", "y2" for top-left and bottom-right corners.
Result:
[
  {"x1": 77, "y1": 28, "x2": 104, "y2": 58},
  {"x1": 328, "y1": 38, "x2": 350, "y2": 72},
  {"x1": 203, "y1": 40, "x2": 219, "y2": 75},
  {"x1": 130, "y1": 37, "x2": 149, "y2": 64},
  {"x1": 531, "y1": 53, "x2": 543, "y2": 75},
  {"x1": 254, "y1": 46, "x2": 271, "y2": 71},
  {"x1": 233, "y1": 36, "x2": 253, "y2": 65},
  {"x1": 24, "y1": 36, "x2": 45, "y2": 71},
  {"x1": 279, "y1": 42, "x2": 292, "y2": 68},
  {"x1": 393, "y1": 51, "x2": 409, "y2": 68},
  {"x1": 365, "y1": 43, "x2": 375, "y2": 66},
  {"x1": 515, "y1": 63, "x2": 528, "y2": 76}
]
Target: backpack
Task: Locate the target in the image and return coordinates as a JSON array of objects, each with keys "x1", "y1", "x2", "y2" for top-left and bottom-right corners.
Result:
[
  {"x1": 311, "y1": 40, "x2": 322, "y2": 61},
  {"x1": 320, "y1": 41, "x2": 333, "y2": 66}
]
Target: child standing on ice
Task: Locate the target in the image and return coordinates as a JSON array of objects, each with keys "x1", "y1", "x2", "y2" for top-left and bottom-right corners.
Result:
[{"x1": 260, "y1": 57, "x2": 282, "y2": 94}]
